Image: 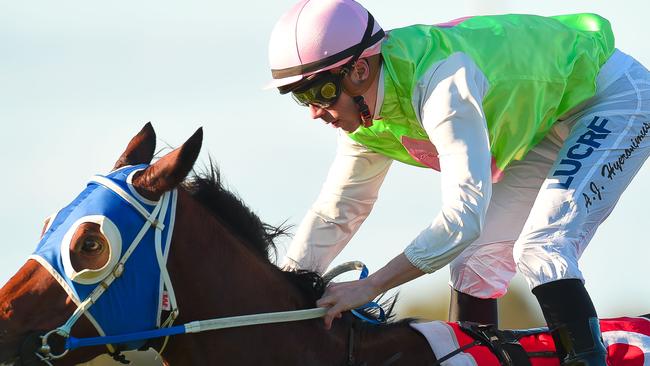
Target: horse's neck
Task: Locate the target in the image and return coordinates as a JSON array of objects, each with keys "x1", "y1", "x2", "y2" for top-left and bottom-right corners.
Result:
[
  {"x1": 164, "y1": 200, "x2": 344, "y2": 363},
  {"x1": 165, "y1": 198, "x2": 436, "y2": 364},
  {"x1": 169, "y1": 197, "x2": 312, "y2": 315}
]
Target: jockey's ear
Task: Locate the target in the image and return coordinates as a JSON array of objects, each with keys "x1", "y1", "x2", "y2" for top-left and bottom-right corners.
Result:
[
  {"x1": 132, "y1": 127, "x2": 202, "y2": 201},
  {"x1": 113, "y1": 122, "x2": 157, "y2": 170}
]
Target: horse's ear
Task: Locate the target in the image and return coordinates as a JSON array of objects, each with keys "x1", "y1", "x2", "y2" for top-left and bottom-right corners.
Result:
[
  {"x1": 132, "y1": 127, "x2": 203, "y2": 201},
  {"x1": 113, "y1": 122, "x2": 157, "y2": 170}
]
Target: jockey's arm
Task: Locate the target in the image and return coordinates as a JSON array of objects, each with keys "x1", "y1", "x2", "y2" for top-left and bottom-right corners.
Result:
[
  {"x1": 404, "y1": 52, "x2": 493, "y2": 274},
  {"x1": 283, "y1": 134, "x2": 392, "y2": 274}
]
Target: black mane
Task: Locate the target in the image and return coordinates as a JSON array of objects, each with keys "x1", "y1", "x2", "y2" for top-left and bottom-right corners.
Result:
[
  {"x1": 181, "y1": 163, "x2": 326, "y2": 303},
  {"x1": 182, "y1": 163, "x2": 284, "y2": 261}
]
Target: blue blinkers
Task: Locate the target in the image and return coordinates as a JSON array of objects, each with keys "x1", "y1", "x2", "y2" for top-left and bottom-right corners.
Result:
[{"x1": 30, "y1": 164, "x2": 177, "y2": 347}]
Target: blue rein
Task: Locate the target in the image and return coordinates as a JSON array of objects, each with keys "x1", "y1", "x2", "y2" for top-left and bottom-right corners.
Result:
[{"x1": 351, "y1": 265, "x2": 387, "y2": 325}]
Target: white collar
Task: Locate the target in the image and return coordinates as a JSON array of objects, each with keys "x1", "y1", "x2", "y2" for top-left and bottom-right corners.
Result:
[{"x1": 373, "y1": 65, "x2": 385, "y2": 120}]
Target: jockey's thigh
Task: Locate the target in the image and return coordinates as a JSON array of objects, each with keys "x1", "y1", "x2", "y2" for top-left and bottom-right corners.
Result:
[
  {"x1": 449, "y1": 134, "x2": 563, "y2": 299},
  {"x1": 513, "y1": 57, "x2": 650, "y2": 290}
]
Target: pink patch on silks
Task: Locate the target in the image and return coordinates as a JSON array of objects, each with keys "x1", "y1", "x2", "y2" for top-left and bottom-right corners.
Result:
[
  {"x1": 402, "y1": 136, "x2": 505, "y2": 183},
  {"x1": 607, "y1": 344, "x2": 645, "y2": 366},
  {"x1": 434, "y1": 16, "x2": 474, "y2": 28},
  {"x1": 491, "y1": 158, "x2": 505, "y2": 183},
  {"x1": 401, "y1": 136, "x2": 441, "y2": 171}
]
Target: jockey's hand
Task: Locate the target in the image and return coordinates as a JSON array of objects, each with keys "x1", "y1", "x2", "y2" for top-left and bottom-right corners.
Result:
[
  {"x1": 316, "y1": 279, "x2": 379, "y2": 330},
  {"x1": 316, "y1": 253, "x2": 425, "y2": 330}
]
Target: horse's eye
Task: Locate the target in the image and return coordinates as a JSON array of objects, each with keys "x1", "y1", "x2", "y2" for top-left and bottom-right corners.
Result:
[{"x1": 81, "y1": 237, "x2": 104, "y2": 253}]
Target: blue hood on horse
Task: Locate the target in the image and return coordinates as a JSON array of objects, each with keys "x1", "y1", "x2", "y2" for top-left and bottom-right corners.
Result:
[{"x1": 31, "y1": 164, "x2": 176, "y2": 344}]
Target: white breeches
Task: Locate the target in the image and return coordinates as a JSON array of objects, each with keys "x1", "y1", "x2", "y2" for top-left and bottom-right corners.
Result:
[{"x1": 450, "y1": 56, "x2": 650, "y2": 298}]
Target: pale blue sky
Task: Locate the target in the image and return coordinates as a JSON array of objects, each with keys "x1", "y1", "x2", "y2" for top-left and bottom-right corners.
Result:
[{"x1": 1, "y1": 0, "x2": 648, "y2": 322}]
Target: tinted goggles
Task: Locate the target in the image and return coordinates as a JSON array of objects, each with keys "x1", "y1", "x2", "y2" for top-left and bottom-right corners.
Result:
[{"x1": 291, "y1": 72, "x2": 343, "y2": 108}]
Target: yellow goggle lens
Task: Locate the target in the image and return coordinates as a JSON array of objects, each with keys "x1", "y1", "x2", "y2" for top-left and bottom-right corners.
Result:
[{"x1": 320, "y1": 82, "x2": 337, "y2": 99}]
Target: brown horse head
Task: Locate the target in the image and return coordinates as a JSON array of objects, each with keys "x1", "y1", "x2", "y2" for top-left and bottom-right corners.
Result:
[{"x1": 0, "y1": 123, "x2": 203, "y2": 365}]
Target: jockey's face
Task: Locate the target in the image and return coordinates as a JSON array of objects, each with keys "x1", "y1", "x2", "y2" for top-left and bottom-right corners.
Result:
[
  {"x1": 290, "y1": 57, "x2": 378, "y2": 133},
  {"x1": 308, "y1": 91, "x2": 362, "y2": 133}
]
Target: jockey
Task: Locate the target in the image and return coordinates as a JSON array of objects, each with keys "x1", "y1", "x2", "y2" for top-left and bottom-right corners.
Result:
[{"x1": 267, "y1": 1, "x2": 650, "y2": 365}]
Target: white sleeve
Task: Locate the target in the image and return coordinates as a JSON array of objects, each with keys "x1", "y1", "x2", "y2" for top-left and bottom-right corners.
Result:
[
  {"x1": 404, "y1": 52, "x2": 493, "y2": 273},
  {"x1": 283, "y1": 132, "x2": 392, "y2": 274}
]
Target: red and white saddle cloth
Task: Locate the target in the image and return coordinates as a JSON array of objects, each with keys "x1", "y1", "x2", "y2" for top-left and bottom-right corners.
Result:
[{"x1": 411, "y1": 317, "x2": 650, "y2": 366}]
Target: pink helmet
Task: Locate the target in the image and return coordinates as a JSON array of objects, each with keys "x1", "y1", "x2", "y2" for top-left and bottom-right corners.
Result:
[{"x1": 267, "y1": 0, "x2": 385, "y2": 89}]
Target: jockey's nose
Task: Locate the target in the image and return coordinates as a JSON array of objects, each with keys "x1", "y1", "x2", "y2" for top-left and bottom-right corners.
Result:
[{"x1": 309, "y1": 104, "x2": 326, "y2": 120}]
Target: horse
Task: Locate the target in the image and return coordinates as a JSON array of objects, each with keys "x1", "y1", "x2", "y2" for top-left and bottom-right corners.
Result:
[
  {"x1": 1, "y1": 124, "x2": 648, "y2": 366},
  {"x1": 0, "y1": 123, "x2": 436, "y2": 365}
]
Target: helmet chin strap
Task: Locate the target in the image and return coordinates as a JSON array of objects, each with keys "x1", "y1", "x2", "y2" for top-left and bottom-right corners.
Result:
[
  {"x1": 353, "y1": 95, "x2": 374, "y2": 127},
  {"x1": 344, "y1": 56, "x2": 381, "y2": 129}
]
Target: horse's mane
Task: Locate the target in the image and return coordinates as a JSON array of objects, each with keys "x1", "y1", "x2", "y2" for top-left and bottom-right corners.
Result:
[
  {"x1": 181, "y1": 162, "x2": 326, "y2": 303},
  {"x1": 182, "y1": 163, "x2": 284, "y2": 260},
  {"x1": 181, "y1": 162, "x2": 402, "y2": 325}
]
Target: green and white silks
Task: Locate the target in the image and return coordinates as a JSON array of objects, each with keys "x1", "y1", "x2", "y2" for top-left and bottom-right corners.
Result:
[{"x1": 347, "y1": 13, "x2": 615, "y2": 180}]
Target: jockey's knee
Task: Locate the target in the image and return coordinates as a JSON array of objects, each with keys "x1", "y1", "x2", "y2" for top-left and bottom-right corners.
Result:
[
  {"x1": 449, "y1": 244, "x2": 516, "y2": 298},
  {"x1": 513, "y1": 235, "x2": 585, "y2": 290}
]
